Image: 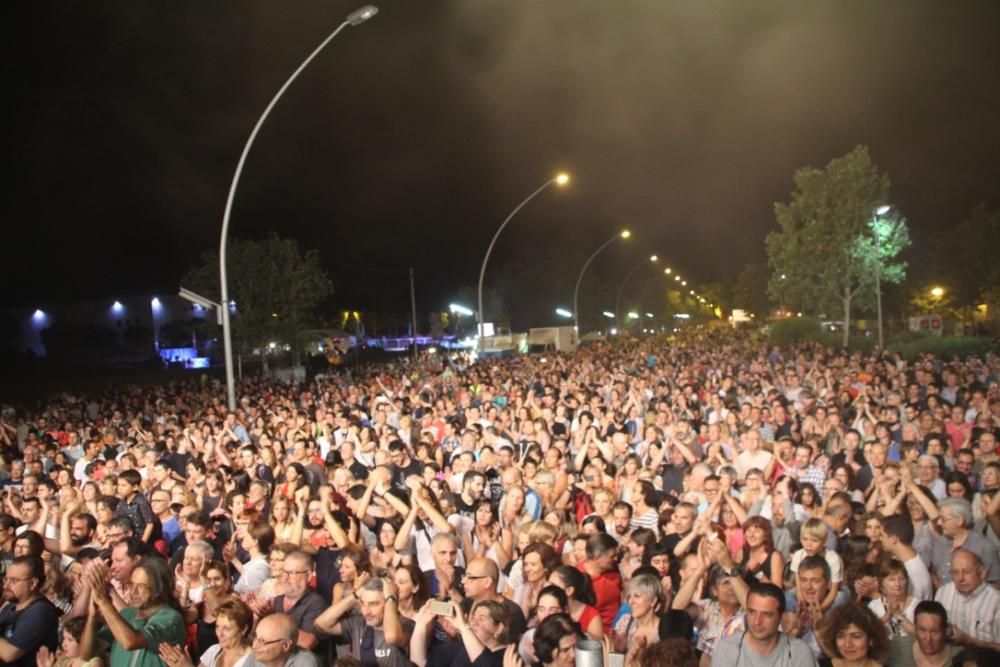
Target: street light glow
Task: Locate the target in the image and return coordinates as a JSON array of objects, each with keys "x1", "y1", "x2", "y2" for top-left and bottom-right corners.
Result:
[
  {"x1": 876, "y1": 205, "x2": 891, "y2": 216},
  {"x1": 681, "y1": 281, "x2": 687, "y2": 286},
  {"x1": 620, "y1": 230, "x2": 631, "y2": 239},
  {"x1": 674, "y1": 275, "x2": 680, "y2": 281},
  {"x1": 449, "y1": 303, "x2": 474, "y2": 316},
  {"x1": 602, "y1": 311, "x2": 615, "y2": 318},
  {"x1": 664, "y1": 268, "x2": 672, "y2": 274},
  {"x1": 930, "y1": 286, "x2": 944, "y2": 298},
  {"x1": 555, "y1": 308, "x2": 572, "y2": 318},
  {"x1": 555, "y1": 172, "x2": 570, "y2": 186},
  {"x1": 627, "y1": 312, "x2": 639, "y2": 319},
  {"x1": 649, "y1": 255, "x2": 658, "y2": 262},
  {"x1": 645, "y1": 312, "x2": 654, "y2": 318}
]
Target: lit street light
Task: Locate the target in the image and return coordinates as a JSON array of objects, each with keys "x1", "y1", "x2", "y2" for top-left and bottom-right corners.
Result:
[
  {"x1": 555, "y1": 308, "x2": 573, "y2": 318},
  {"x1": 449, "y1": 303, "x2": 474, "y2": 316},
  {"x1": 573, "y1": 230, "x2": 631, "y2": 336},
  {"x1": 930, "y1": 286, "x2": 944, "y2": 298},
  {"x1": 478, "y1": 172, "x2": 570, "y2": 353},
  {"x1": 602, "y1": 311, "x2": 615, "y2": 319},
  {"x1": 615, "y1": 254, "x2": 658, "y2": 331},
  {"x1": 218, "y1": 5, "x2": 378, "y2": 410}
]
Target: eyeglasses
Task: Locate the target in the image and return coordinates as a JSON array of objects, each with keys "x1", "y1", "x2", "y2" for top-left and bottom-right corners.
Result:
[
  {"x1": 3, "y1": 575, "x2": 33, "y2": 585},
  {"x1": 281, "y1": 570, "x2": 310, "y2": 578},
  {"x1": 252, "y1": 636, "x2": 286, "y2": 647}
]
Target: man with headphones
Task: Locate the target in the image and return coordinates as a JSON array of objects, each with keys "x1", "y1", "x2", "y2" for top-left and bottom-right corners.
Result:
[{"x1": 711, "y1": 583, "x2": 816, "y2": 667}]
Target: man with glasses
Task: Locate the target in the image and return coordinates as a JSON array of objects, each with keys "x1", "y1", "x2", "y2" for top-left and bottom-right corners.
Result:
[
  {"x1": 460, "y1": 557, "x2": 526, "y2": 642},
  {"x1": 150, "y1": 490, "x2": 179, "y2": 545},
  {"x1": 246, "y1": 613, "x2": 317, "y2": 667},
  {"x1": 929, "y1": 498, "x2": 1000, "y2": 587},
  {"x1": 268, "y1": 551, "x2": 328, "y2": 652},
  {"x1": 0, "y1": 556, "x2": 58, "y2": 666}
]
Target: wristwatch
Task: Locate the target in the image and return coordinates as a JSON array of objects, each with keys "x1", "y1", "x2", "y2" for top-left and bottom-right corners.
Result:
[{"x1": 385, "y1": 594, "x2": 398, "y2": 603}]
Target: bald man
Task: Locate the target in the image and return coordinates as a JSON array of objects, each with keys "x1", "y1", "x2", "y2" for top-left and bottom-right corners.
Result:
[
  {"x1": 246, "y1": 613, "x2": 317, "y2": 667},
  {"x1": 934, "y1": 550, "x2": 1000, "y2": 650}
]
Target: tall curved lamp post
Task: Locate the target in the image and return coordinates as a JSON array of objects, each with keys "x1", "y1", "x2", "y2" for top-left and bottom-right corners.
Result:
[
  {"x1": 477, "y1": 172, "x2": 570, "y2": 354},
  {"x1": 572, "y1": 230, "x2": 631, "y2": 336},
  {"x1": 872, "y1": 204, "x2": 891, "y2": 349},
  {"x1": 218, "y1": 5, "x2": 378, "y2": 409},
  {"x1": 615, "y1": 254, "x2": 658, "y2": 331}
]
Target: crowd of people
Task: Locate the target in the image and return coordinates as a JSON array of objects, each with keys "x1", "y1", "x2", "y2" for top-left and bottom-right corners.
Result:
[{"x1": 1, "y1": 328, "x2": 1000, "y2": 667}]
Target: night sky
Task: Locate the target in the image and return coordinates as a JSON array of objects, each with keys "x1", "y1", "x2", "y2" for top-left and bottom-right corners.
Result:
[{"x1": 6, "y1": 1, "x2": 1000, "y2": 329}]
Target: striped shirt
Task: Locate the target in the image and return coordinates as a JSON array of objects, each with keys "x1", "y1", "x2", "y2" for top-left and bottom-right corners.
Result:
[{"x1": 934, "y1": 581, "x2": 1000, "y2": 642}]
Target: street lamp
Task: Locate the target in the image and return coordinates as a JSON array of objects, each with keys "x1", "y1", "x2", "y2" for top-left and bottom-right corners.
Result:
[
  {"x1": 572, "y1": 230, "x2": 631, "y2": 336},
  {"x1": 477, "y1": 172, "x2": 570, "y2": 353},
  {"x1": 873, "y1": 205, "x2": 891, "y2": 349},
  {"x1": 615, "y1": 254, "x2": 658, "y2": 331},
  {"x1": 930, "y1": 286, "x2": 945, "y2": 298},
  {"x1": 218, "y1": 5, "x2": 378, "y2": 410},
  {"x1": 555, "y1": 308, "x2": 573, "y2": 318}
]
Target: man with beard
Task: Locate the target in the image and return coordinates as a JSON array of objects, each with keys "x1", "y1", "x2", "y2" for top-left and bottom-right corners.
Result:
[
  {"x1": 0, "y1": 556, "x2": 58, "y2": 667},
  {"x1": 57, "y1": 507, "x2": 100, "y2": 572}
]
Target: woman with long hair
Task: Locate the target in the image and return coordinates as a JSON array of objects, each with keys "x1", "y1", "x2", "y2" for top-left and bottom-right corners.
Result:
[
  {"x1": 740, "y1": 516, "x2": 784, "y2": 588},
  {"x1": 548, "y1": 565, "x2": 603, "y2": 640},
  {"x1": 81, "y1": 481, "x2": 101, "y2": 518},
  {"x1": 371, "y1": 517, "x2": 404, "y2": 574},
  {"x1": 94, "y1": 496, "x2": 118, "y2": 547},
  {"x1": 332, "y1": 545, "x2": 372, "y2": 605},
  {"x1": 268, "y1": 496, "x2": 297, "y2": 544},
  {"x1": 392, "y1": 562, "x2": 428, "y2": 622},
  {"x1": 463, "y1": 499, "x2": 510, "y2": 569}
]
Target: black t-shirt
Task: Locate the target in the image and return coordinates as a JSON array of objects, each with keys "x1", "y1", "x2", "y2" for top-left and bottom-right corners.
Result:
[
  {"x1": 0, "y1": 596, "x2": 59, "y2": 667},
  {"x1": 391, "y1": 459, "x2": 424, "y2": 489},
  {"x1": 427, "y1": 641, "x2": 505, "y2": 667}
]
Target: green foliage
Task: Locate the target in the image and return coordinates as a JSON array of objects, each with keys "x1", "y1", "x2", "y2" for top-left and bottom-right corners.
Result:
[
  {"x1": 766, "y1": 145, "x2": 911, "y2": 346},
  {"x1": 768, "y1": 316, "x2": 824, "y2": 345},
  {"x1": 733, "y1": 262, "x2": 772, "y2": 316},
  {"x1": 182, "y1": 234, "x2": 334, "y2": 355},
  {"x1": 927, "y1": 205, "x2": 1000, "y2": 309},
  {"x1": 888, "y1": 336, "x2": 996, "y2": 362}
]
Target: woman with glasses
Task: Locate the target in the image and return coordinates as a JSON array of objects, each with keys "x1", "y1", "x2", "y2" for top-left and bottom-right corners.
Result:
[{"x1": 159, "y1": 599, "x2": 253, "y2": 667}]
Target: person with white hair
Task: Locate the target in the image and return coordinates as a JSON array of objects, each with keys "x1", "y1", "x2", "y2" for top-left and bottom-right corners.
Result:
[
  {"x1": 929, "y1": 498, "x2": 1000, "y2": 587},
  {"x1": 916, "y1": 455, "x2": 946, "y2": 500}
]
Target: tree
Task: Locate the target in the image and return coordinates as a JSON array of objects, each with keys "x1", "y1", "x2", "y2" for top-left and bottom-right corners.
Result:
[
  {"x1": 733, "y1": 262, "x2": 772, "y2": 317},
  {"x1": 927, "y1": 205, "x2": 1000, "y2": 310},
  {"x1": 182, "y1": 234, "x2": 333, "y2": 365},
  {"x1": 766, "y1": 145, "x2": 910, "y2": 346}
]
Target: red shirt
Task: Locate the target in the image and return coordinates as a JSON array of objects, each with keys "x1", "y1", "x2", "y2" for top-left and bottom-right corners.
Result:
[{"x1": 579, "y1": 562, "x2": 621, "y2": 632}]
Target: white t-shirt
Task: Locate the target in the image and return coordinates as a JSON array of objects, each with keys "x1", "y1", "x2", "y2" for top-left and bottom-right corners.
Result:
[{"x1": 904, "y1": 555, "x2": 933, "y2": 601}]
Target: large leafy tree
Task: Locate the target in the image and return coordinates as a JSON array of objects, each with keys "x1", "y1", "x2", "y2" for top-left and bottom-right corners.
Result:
[
  {"x1": 182, "y1": 234, "x2": 333, "y2": 363},
  {"x1": 766, "y1": 146, "x2": 910, "y2": 346},
  {"x1": 928, "y1": 205, "x2": 1000, "y2": 310}
]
